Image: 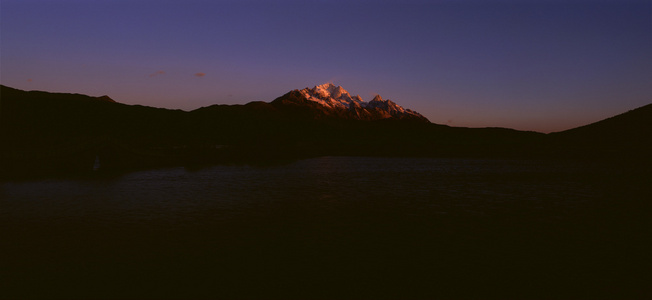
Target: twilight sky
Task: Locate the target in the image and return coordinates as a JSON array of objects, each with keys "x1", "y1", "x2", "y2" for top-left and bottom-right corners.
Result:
[{"x1": 2, "y1": 0, "x2": 651, "y2": 133}]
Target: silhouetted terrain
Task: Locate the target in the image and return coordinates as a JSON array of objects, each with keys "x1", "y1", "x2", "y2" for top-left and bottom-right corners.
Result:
[
  {"x1": 547, "y1": 103, "x2": 652, "y2": 161},
  {"x1": 2, "y1": 85, "x2": 651, "y2": 300},
  {"x1": 1, "y1": 84, "x2": 650, "y2": 179}
]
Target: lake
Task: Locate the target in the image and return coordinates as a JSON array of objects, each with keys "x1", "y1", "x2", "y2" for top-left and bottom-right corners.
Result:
[{"x1": 1, "y1": 157, "x2": 649, "y2": 299}]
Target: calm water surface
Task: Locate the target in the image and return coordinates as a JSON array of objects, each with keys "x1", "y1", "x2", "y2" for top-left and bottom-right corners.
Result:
[
  {"x1": 1, "y1": 157, "x2": 649, "y2": 299},
  {"x1": 1, "y1": 157, "x2": 601, "y2": 223}
]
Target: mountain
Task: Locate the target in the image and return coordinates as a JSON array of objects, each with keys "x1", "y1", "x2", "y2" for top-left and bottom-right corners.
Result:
[
  {"x1": 271, "y1": 83, "x2": 429, "y2": 122},
  {"x1": 1, "y1": 85, "x2": 193, "y2": 177},
  {"x1": 0, "y1": 85, "x2": 187, "y2": 147},
  {"x1": 553, "y1": 103, "x2": 652, "y2": 139},
  {"x1": 546, "y1": 103, "x2": 652, "y2": 160},
  {"x1": 5, "y1": 83, "x2": 648, "y2": 179}
]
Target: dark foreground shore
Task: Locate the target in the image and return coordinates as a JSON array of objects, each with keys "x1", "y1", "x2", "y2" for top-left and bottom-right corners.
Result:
[{"x1": 2, "y1": 157, "x2": 650, "y2": 299}]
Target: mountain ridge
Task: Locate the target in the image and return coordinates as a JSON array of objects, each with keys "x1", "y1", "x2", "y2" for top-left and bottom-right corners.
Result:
[
  {"x1": 1, "y1": 84, "x2": 650, "y2": 179},
  {"x1": 544, "y1": 103, "x2": 652, "y2": 159}
]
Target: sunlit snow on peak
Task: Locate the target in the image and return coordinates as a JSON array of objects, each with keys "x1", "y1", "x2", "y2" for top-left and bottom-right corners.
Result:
[
  {"x1": 296, "y1": 83, "x2": 425, "y2": 121},
  {"x1": 300, "y1": 84, "x2": 366, "y2": 109}
]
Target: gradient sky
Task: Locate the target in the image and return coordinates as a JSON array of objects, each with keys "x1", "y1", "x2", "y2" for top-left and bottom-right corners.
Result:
[{"x1": 2, "y1": 0, "x2": 651, "y2": 132}]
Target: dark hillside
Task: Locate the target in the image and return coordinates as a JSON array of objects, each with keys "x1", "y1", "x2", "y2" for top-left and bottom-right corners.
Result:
[
  {"x1": 1, "y1": 85, "x2": 188, "y2": 148},
  {"x1": 547, "y1": 103, "x2": 652, "y2": 161},
  {"x1": 11, "y1": 84, "x2": 640, "y2": 179},
  {"x1": 1, "y1": 85, "x2": 190, "y2": 177}
]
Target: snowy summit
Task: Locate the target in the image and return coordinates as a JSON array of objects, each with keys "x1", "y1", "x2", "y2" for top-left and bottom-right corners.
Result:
[
  {"x1": 297, "y1": 83, "x2": 427, "y2": 121},
  {"x1": 299, "y1": 83, "x2": 364, "y2": 109}
]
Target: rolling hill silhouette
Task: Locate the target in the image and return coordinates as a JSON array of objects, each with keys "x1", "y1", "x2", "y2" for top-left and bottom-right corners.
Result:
[
  {"x1": 1, "y1": 84, "x2": 649, "y2": 179},
  {"x1": 547, "y1": 103, "x2": 652, "y2": 160}
]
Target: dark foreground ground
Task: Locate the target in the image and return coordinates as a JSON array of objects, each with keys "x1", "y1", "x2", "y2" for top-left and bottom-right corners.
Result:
[{"x1": 2, "y1": 159, "x2": 651, "y2": 300}]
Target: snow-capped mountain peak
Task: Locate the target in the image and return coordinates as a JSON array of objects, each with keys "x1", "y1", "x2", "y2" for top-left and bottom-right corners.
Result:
[
  {"x1": 300, "y1": 83, "x2": 363, "y2": 109},
  {"x1": 294, "y1": 83, "x2": 428, "y2": 122},
  {"x1": 312, "y1": 83, "x2": 338, "y2": 98}
]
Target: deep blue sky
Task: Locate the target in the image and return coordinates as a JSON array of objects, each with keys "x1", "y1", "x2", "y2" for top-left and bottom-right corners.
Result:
[{"x1": 2, "y1": 0, "x2": 651, "y2": 132}]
